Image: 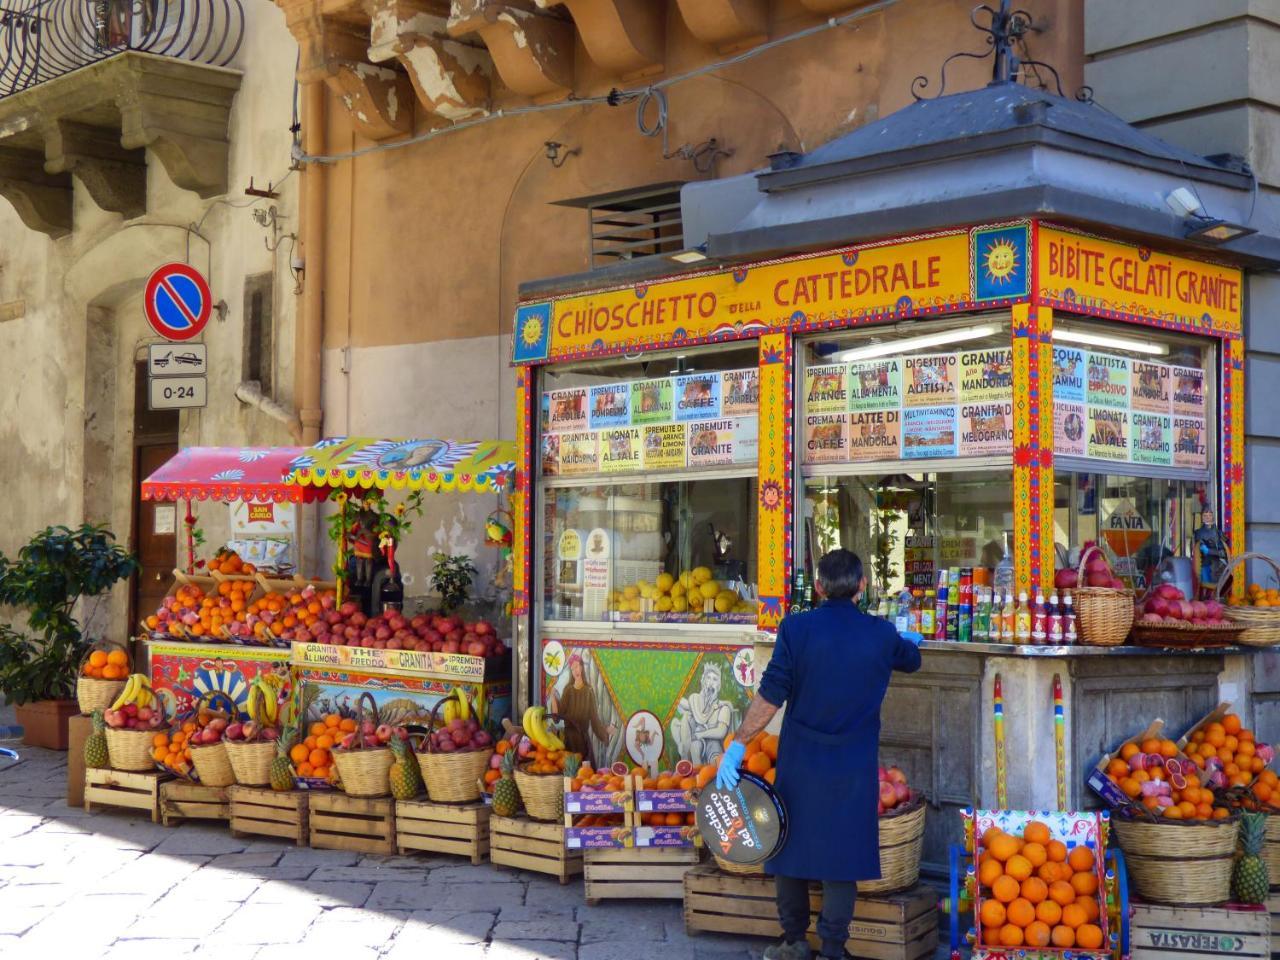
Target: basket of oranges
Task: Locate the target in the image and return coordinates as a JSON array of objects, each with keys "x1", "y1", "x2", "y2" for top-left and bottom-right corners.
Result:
[
  {"x1": 1222, "y1": 553, "x2": 1280, "y2": 646},
  {"x1": 76, "y1": 640, "x2": 131, "y2": 714}
]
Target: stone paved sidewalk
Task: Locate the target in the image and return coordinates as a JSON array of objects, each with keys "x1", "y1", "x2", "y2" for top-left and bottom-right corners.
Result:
[{"x1": 0, "y1": 714, "x2": 769, "y2": 960}]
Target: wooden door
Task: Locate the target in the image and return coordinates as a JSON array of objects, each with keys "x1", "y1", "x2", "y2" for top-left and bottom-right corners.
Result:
[{"x1": 132, "y1": 442, "x2": 178, "y2": 628}]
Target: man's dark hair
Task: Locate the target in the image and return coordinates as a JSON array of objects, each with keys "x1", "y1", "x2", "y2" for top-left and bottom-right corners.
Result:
[{"x1": 816, "y1": 548, "x2": 864, "y2": 600}]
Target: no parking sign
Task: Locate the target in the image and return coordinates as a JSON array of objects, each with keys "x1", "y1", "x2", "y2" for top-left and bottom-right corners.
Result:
[{"x1": 144, "y1": 262, "x2": 212, "y2": 342}]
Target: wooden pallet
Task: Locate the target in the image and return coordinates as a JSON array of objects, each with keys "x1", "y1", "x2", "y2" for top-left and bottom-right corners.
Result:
[
  {"x1": 160, "y1": 780, "x2": 229, "y2": 826},
  {"x1": 683, "y1": 864, "x2": 937, "y2": 960},
  {"x1": 84, "y1": 768, "x2": 169, "y2": 823},
  {"x1": 490, "y1": 814, "x2": 583, "y2": 884},
  {"x1": 309, "y1": 793, "x2": 395, "y2": 855},
  {"x1": 1132, "y1": 899, "x2": 1271, "y2": 960},
  {"x1": 396, "y1": 799, "x2": 490, "y2": 864},
  {"x1": 229, "y1": 786, "x2": 309, "y2": 846},
  {"x1": 585, "y1": 845, "x2": 700, "y2": 904}
]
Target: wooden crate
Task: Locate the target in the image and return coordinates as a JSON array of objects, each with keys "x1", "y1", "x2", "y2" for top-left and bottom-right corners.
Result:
[
  {"x1": 396, "y1": 799, "x2": 490, "y2": 864},
  {"x1": 1268, "y1": 891, "x2": 1280, "y2": 958},
  {"x1": 160, "y1": 780, "x2": 229, "y2": 826},
  {"x1": 309, "y1": 792, "x2": 395, "y2": 855},
  {"x1": 228, "y1": 786, "x2": 309, "y2": 846},
  {"x1": 584, "y1": 845, "x2": 700, "y2": 904},
  {"x1": 84, "y1": 768, "x2": 169, "y2": 823},
  {"x1": 490, "y1": 814, "x2": 583, "y2": 884},
  {"x1": 683, "y1": 864, "x2": 937, "y2": 960},
  {"x1": 1132, "y1": 900, "x2": 1271, "y2": 960}
]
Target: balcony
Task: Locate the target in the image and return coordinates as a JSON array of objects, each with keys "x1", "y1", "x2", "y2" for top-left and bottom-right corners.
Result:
[{"x1": 0, "y1": 0, "x2": 244, "y2": 236}]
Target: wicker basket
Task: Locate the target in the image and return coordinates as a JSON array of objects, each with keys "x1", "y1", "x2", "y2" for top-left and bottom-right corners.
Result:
[
  {"x1": 226, "y1": 740, "x2": 276, "y2": 786},
  {"x1": 419, "y1": 695, "x2": 492, "y2": 803},
  {"x1": 333, "y1": 692, "x2": 394, "y2": 798},
  {"x1": 1219, "y1": 553, "x2": 1280, "y2": 647},
  {"x1": 1264, "y1": 814, "x2": 1280, "y2": 882},
  {"x1": 1129, "y1": 620, "x2": 1244, "y2": 648},
  {"x1": 190, "y1": 742, "x2": 235, "y2": 787},
  {"x1": 1112, "y1": 815, "x2": 1239, "y2": 905},
  {"x1": 514, "y1": 712, "x2": 579, "y2": 821},
  {"x1": 713, "y1": 855, "x2": 766, "y2": 876},
  {"x1": 75, "y1": 639, "x2": 131, "y2": 715},
  {"x1": 859, "y1": 795, "x2": 926, "y2": 894},
  {"x1": 106, "y1": 728, "x2": 157, "y2": 771},
  {"x1": 1074, "y1": 545, "x2": 1134, "y2": 646}
]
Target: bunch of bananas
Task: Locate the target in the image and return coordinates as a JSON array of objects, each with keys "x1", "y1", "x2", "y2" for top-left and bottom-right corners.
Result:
[
  {"x1": 246, "y1": 675, "x2": 282, "y2": 725},
  {"x1": 441, "y1": 686, "x2": 486, "y2": 726},
  {"x1": 522, "y1": 705, "x2": 565, "y2": 751},
  {"x1": 111, "y1": 673, "x2": 154, "y2": 711}
]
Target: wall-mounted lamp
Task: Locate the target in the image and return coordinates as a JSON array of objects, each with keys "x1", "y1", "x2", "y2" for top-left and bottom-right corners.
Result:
[
  {"x1": 544, "y1": 141, "x2": 579, "y2": 168},
  {"x1": 1185, "y1": 217, "x2": 1256, "y2": 244}
]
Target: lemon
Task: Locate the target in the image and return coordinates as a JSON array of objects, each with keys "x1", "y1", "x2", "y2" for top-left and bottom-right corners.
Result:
[
  {"x1": 714, "y1": 595, "x2": 734, "y2": 614},
  {"x1": 672, "y1": 596, "x2": 688, "y2": 613},
  {"x1": 656, "y1": 596, "x2": 673, "y2": 612},
  {"x1": 679, "y1": 571, "x2": 693, "y2": 589},
  {"x1": 655, "y1": 572, "x2": 674, "y2": 592},
  {"x1": 699, "y1": 580, "x2": 720, "y2": 600},
  {"x1": 623, "y1": 585, "x2": 639, "y2": 600},
  {"x1": 716, "y1": 589, "x2": 738, "y2": 605},
  {"x1": 692, "y1": 566, "x2": 712, "y2": 584},
  {"x1": 670, "y1": 581, "x2": 685, "y2": 598}
]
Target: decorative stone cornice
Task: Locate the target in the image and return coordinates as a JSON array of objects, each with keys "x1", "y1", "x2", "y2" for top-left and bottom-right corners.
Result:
[
  {"x1": 534, "y1": 0, "x2": 662, "y2": 77},
  {"x1": 42, "y1": 120, "x2": 147, "y2": 219},
  {"x1": 672, "y1": 0, "x2": 766, "y2": 52},
  {"x1": 0, "y1": 145, "x2": 72, "y2": 238},
  {"x1": 447, "y1": 0, "x2": 574, "y2": 101}
]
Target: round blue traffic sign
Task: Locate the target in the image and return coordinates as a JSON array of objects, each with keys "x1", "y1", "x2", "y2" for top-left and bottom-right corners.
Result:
[{"x1": 144, "y1": 262, "x2": 211, "y2": 342}]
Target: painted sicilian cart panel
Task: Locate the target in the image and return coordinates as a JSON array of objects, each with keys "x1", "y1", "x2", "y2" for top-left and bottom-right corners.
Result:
[{"x1": 148, "y1": 641, "x2": 293, "y2": 721}]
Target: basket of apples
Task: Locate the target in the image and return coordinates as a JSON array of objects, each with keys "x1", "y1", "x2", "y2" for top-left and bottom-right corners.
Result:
[
  {"x1": 224, "y1": 683, "x2": 283, "y2": 785},
  {"x1": 103, "y1": 673, "x2": 169, "y2": 771},
  {"x1": 332, "y1": 691, "x2": 397, "y2": 797},
  {"x1": 187, "y1": 691, "x2": 240, "y2": 787},
  {"x1": 868, "y1": 765, "x2": 925, "y2": 895},
  {"x1": 1062, "y1": 544, "x2": 1134, "y2": 646},
  {"x1": 1133, "y1": 583, "x2": 1243, "y2": 647},
  {"x1": 418, "y1": 688, "x2": 494, "y2": 803}
]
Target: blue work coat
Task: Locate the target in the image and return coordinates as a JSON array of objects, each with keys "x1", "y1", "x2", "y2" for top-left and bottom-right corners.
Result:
[{"x1": 758, "y1": 598, "x2": 922, "y2": 882}]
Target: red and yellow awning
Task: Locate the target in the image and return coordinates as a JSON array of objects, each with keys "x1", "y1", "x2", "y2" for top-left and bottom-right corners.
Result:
[
  {"x1": 286, "y1": 437, "x2": 516, "y2": 494},
  {"x1": 141, "y1": 447, "x2": 318, "y2": 503}
]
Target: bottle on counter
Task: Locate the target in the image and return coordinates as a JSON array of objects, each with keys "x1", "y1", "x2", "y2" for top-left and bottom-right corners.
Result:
[
  {"x1": 973, "y1": 587, "x2": 991, "y2": 642},
  {"x1": 1030, "y1": 588, "x2": 1047, "y2": 643},
  {"x1": 1014, "y1": 590, "x2": 1032, "y2": 643},
  {"x1": 894, "y1": 589, "x2": 912, "y2": 632},
  {"x1": 909, "y1": 590, "x2": 924, "y2": 633},
  {"x1": 921, "y1": 589, "x2": 937, "y2": 637},
  {"x1": 1063, "y1": 592, "x2": 1078, "y2": 644},
  {"x1": 790, "y1": 570, "x2": 809, "y2": 614},
  {"x1": 379, "y1": 570, "x2": 404, "y2": 615},
  {"x1": 934, "y1": 583, "x2": 948, "y2": 640},
  {"x1": 999, "y1": 590, "x2": 1016, "y2": 641},
  {"x1": 1047, "y1": 592, "x2": 1063, "y2": 643}
]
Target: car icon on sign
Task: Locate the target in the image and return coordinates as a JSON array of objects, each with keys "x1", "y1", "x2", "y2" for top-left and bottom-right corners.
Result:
[{"x1": 174, "y1": 352, "x2": 202, "y2": 366}]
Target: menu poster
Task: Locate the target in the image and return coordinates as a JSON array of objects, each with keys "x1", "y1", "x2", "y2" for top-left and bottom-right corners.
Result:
[
  {"x1": 1172, "y1": 365, "x2": 1206, "y2": 418},
  {"x1": 1130, "y1": 361, "x2": 1171, "y2": 414},
  {"x1": 641, "y1": 423, "x2": 686, "y2": 470},
  {"x1": 1173, "y1": 416, "x2": 1208, "y2": 469},
  {"x1": 804, "y1": 364, "x2": 849, "y2": 413},
  {"x1": 803, "y1": 413, "x2": 848, "y2": 463},
  {"x1": 722, "y1": 368, "x2": 759, "y2": 415},
  {"x1": 547, "y1": 388, "x2": 589, "y2": 432},
  {"x1": 688, "y1": 419, "x2": 737, "y2": 466},
  {"x1": 674, "y1": 374, "x2": 722, "y2": 422},
  {"x1": 1087, "y1": 407, "x2": 1129, "y2": 462},
  {"x1": 630, "y1": 378, "x2": 675, "y2": 424},
  {"x1": 599, "y1": 427, "x2": 642, "y2": 473},
  {"x1": 848, "y1": 358, "x2": 902, "y2": 411},
  {"x1": 958, "y1": 401, "x2": 1013, "y2": 456},
  {"x1": 958, "y1": 348, "x2": 1013, "y2": 403},
  {"x1": 902, "y1": 405, "x2": 958, "y2": 459},
  {"x1": 848, "y1": 410, "x2": 901, "y2": 461},
  {"x1": 558, "y1": 432, "x2": 600, "y2": 475},
  {"x1": 588, "y1": 383, "x2": 631, "y2": 428},
  {"x1": 903, "y1": 354, "x2": 959, "y2": 407},
  {"x1": 1053, "y1": 346, "x2": 1086, "y2": 403},
  {"x1": 731, "y1": 416, "x2": 759, "y2": 464},
  {"x1": 1087, "y1": 352, "x2": 1129, "y2": 409},
  {"x1": 1054, "y1": 401, "x2": 1087, "y2": 457},
  {"x1": 1131, "y1": 411, "x2": 1172, "y2": 466}
]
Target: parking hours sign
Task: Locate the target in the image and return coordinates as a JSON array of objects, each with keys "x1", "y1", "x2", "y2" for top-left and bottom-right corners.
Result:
[
  {"x1": 150, "y1": 376, "x2": 207, "y2": 410},
  {"x1": 144, "y1": 262, "x2": 211, "y2": 341}
]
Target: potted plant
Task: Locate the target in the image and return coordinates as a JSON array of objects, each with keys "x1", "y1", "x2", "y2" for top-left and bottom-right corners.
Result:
[{"x1": 0, "y1": 524, "x2": 138, "y2": 749}]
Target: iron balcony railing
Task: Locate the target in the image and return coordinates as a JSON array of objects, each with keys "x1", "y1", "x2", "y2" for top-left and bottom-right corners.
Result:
[{"x1": 0, "y1": 0, "x2": 243, "y2": 97}]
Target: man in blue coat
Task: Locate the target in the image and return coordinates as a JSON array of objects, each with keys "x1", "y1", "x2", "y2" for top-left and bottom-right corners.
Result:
[{"x1": 717, "y1": 549, "x2": 923, "y2": 960}]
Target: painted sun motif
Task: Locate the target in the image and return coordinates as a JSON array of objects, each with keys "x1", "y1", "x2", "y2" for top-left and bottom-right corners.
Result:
[
  {"x1": 520, "y1": 313, "x2": 544, "y2": 348},
  {"x1": 983, "y1": 238, "x2": 1020, "y2": 285},
  {"x1": 759, "y1": 479, "x2": 784, "y2": 511}
]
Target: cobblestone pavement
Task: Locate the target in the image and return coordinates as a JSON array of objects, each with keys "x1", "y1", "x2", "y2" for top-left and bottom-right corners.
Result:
[{"x1": 0, "y1": 716, "x2": 771, "y2": 959}]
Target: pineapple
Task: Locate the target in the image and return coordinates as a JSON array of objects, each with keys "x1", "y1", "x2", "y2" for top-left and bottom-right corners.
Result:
[
  {"x1": 389, "y1": 737, "x2": 421, "y2": 801},
  {"x1": 492, "y1": 750, "x2": 519, "y2": 817},
  {"x1": 1233, "y1": 812, "x2": 1270, "y2": 904},
  {"x1": 269, "y1": 722, "x2": 297, "y2": 792},
  {"x1": 85, "y1": 710, "x2": 108, "y2": 769},
  {"x1": 564, "y1": 754, "x2": 581, "y2": 782}
]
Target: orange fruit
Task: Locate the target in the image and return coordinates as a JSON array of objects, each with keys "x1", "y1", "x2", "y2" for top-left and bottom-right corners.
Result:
[
  {"x1": 992, "y1": 875, "x2": 1020, "y2": 904},
  {"x1": 1037, "y1": 862, "x2": 1061, "y2": 884},
  {"x1": 152, "y1": 733, "x2": 169, "y2": 748},
  {"x1": 1079, "y1": 897, "x2": 1099, "y2": 922},
  {"x1": 1076, "y1": 923, "x2": 1103, "y2": 949},
  {"x1": 987, "y1": 833, "x2": 1020, "y2": 863},
  {"x1": 981, "y1": 826, "x2": 1006, "y2": 848},
  {"x1": 1048, "y1": 881, "x2": 1075, "y2": 906},
  {"x1": 297, "y1": 762, "x2": 314, "y2": 777},
  {"x1": 1071, "y1": 871, "x2": 1098, "y2": 897},
  {"x1": 979, "y1": 858, "x2": 1003, "y2": 888},
  {"x1": 1020, "y1": 877, "x2": 1048, "y2": 904},
  {"x1": 1035, "y1": 900, "x2": 1062, "y2": 925},
  {"x1": 290, "y1": 743, "x2": 309, "y2": 764},
  {"x1": 1021, "y1": 841, "x2": 1047, "y2": 867},
  {"x1": 1163, "y1": 805, "x2": 1184, "y2": 820},
  {"x1": 1004, "y1": 855, "x2": 1033, "y2": 882},
  {"x1": 1119, "y1": 778, "x2": 1142, "y2": 798},
  {"x1": 1159, "y1": 739, "x2": 1178, "y2": 758},
  {"x1": 1051, "y1": 925, "x2": 1075, "y2": 947},
  {"x1": 1061, "y1": 903, "x2": 1087, "y2": 928},
  {"x1": 746, "y1": 752, "x2": 772, "y2": 776},
  {"x1": 1223, "y1": 714, "x2": 1242, "y2": 735},
  {"x1": 981, "y1": 927, "x2": 1001, "y2": 947},
  {"x1": 1046, "y1": 839, "x2": 1068, "y2": 863},
  {"x1": 1120, "y1": 742, "x2": 1139, "y2": 760},
  {"x1": 999, "y1": 924, "x2": 1023, "y2": 947},
  {"x1": 309, "y1": 721, "x2": 326, "y2": 737},
  {"x1": 1025, "y1": 920, "x2": 1051, "y2": 946},
  {"x1": 1022, "y1": 821, "x2": 1051, "y2": 846},
  {"x1": 1006, "y1": 898, "x2": 1035, "y2": 928},
  {"x1": 1067, "y1": 846, "x2": 1095, "y2": 873},
  {"x1": 764, "y1": 769, "x2": 776, "y2": 784},
  {"x1": 980, "y1": 900, "x2": 1006, "y2": 928},
  {"x1": 1106, "y1": 758, "x2": 1129, "y2": 779},
  {"x1": 761, "y1": 734, "x2": 779, "y2": 760},
  {"x1": 664, "y1": 812, "x2": 683, "y2": 826},
  {"x1": 339, "y1": 718, "x2": 357, "y2": 733},
  {"x1": 316, "y1": 735, "x2": 334, "y2": 751},
  {"x1": 1141, "y1": 738, "x2": 1161, "y2": 755},
  {"x1": 106, "y1": 650, "x2": 128, "y2": 666}
]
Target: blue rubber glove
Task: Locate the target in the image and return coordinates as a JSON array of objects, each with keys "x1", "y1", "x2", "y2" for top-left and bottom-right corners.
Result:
[
  {"x1": 901, "y1": 630, "x2": 925, "y2": 646},
  {"x1": 716, "y1": 740, "x2": 746, "y2": 790}
]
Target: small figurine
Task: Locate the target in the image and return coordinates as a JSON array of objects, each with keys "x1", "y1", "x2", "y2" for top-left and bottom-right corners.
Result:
[
  {"x1": 1194, "y1": 507, "x2": 1230, "y2": 599},
  {"x1": 349, "y1": 503, "x2": 379, "y2": 586}
]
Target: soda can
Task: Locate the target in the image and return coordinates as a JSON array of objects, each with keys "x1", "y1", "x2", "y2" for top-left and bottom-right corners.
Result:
[
  {"x1": 958, "y1": 604, "x2": 973, "y2": 643},
  {"x1": 934, "y1": 587, "x2": 948, "y2": 641},
  {"x1": 959, "y1": 568, "x2": 973, "y2": 606}
]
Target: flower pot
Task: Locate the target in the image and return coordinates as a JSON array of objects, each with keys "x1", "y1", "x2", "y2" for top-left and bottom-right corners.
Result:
[{"x1": 15, "y1": 699, "x2": 79, "y2": 750}]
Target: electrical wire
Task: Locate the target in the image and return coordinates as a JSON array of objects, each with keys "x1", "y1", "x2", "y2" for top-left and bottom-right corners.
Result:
[{"x1": 296, "y1": 0, "x2": 900, "y2": 166}]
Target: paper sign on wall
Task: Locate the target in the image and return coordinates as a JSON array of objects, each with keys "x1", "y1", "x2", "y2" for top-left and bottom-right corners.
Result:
[
  {"x1": 848, "y1": 410, "x2": 901, "y2": 461},
  {"x1": 903, "y1": 354, "x2": 959, "y2": 407},
  {"x1": 848, "y1": 359, "x2": 902, "y2": 411},
  {"x1": 902, "y1": 406, "x2": 958, "y2": 459}
]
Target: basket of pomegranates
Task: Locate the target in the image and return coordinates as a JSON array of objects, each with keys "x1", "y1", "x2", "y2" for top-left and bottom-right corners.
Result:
[
  {"x1": 1132, "y1": 582, "x2": 1243, "y2": 648},
  {"x1": 224, "y1": 684, "x2": 284, "y2": 785},
  {"x1": 1065, "y1": 544, "x2": 1134, "y2": 646},
  {"x1": 332, "y1": 692, "x2": 395, "y2": 797},
  {"x1": 417, "y1": 690, "x2": 494, "y2": 803},
  {"x1": 103, "y1": 674, "x2": 169, "y2": 771},
  {"x1": 862, "y1": 765, "x2": 926, "y2": 895},
  {"x1": 1219, "y1": 553, "x2": 1280, "y2": 647},
  {"x1": 187, "y1": 692, "x2": 239, "y2": 787}
]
